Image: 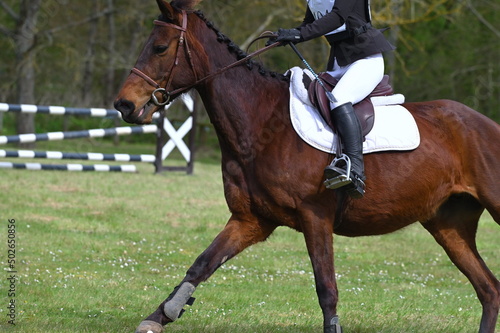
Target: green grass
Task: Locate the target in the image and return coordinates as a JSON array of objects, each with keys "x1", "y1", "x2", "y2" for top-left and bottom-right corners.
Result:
[{"x1": 0, "y1": 145, "x2": 499, "y2": 332}]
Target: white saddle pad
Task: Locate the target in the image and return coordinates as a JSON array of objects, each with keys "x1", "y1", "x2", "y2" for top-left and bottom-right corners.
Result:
[{"x1": 288, "y1": 67, "x2": 420, "y2": 154}]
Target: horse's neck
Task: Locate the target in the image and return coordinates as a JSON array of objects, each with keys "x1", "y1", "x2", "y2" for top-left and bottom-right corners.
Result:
[
  {"x1": 195, "y1": 49, "x2": 290, "y2": 162},
  {"x1": 197, "y1": 74, "x2": 265, "y2": 157}
]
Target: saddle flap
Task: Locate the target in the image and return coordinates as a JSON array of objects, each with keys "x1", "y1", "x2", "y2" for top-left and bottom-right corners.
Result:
[{"x1": 308, "y1": 73, "x2": 336, "y2": 130}]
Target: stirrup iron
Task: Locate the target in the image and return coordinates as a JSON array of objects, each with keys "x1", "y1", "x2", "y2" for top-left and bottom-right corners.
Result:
[{"x1": 324, "y1": 154, "x2": 352, "y2": 189}]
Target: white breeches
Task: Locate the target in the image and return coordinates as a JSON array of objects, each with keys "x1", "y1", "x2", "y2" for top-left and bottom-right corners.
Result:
[{"x1": 327, "y1": 53, "x2": 384, "y2": 109}]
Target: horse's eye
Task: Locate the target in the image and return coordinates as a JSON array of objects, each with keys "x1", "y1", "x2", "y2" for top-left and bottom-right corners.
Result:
[{"x1": 154, "y1": 45, "x2": 168, "y2": 54}]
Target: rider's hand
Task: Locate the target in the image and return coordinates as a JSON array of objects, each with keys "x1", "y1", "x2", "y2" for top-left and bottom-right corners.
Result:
[
  {"x1": 275, "y1": 28, "x2": 302, "y2": 44},
  {"x1": 265, "y1": 28, "x2": 302, "y2": 46}
]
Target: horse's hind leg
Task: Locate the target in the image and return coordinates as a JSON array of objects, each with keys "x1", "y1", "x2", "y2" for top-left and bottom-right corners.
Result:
[
  {"x1": 135, "y1": 215, "x2": 276, "y2": 333},
  {"x1": 422, "y1": 194, "x2": 500, "y2": 333}
]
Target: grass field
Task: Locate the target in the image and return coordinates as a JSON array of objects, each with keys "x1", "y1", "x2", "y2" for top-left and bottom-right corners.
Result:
[{"x1": 0, "y1": 141, "x2": 499, "y2": 332}]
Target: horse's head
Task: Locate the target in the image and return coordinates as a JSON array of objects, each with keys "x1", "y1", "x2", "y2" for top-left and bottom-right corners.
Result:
[{"x1": 114, "y1": 0, "x2": 202, "y2": 124}]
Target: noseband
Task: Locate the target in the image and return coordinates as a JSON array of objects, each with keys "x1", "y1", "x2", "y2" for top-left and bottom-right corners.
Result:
[{"x1": 131, "y1": 10, "x2": 280, "y2": 106}]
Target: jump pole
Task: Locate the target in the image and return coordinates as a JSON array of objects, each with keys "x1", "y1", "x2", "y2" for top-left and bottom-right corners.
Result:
[
  {"x1": 0, "y1": 150, "x2": 155, "y2": 163},
  {"x1": 0, "y1": 162, "x2": 137, "y2": 172},
  {"x1": 0, "y1": 125, "x2": 157, "y2": 145},
  {"x1": 0, "y1": 103, "x2": 160, "y2": 119}
]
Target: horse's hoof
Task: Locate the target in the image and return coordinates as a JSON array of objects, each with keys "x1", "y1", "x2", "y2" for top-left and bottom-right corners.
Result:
[{"x1": 135, "y1": 320, "x2": 164, "y2": 333}]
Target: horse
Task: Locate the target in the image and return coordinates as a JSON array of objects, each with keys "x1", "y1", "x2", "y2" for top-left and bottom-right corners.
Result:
[{"x1": 114, "y1": 0, "x2": 500, "y2": 332}]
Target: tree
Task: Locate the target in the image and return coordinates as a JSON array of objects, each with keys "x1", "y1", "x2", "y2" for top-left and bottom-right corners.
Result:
[
  {"x1": 390, "y1": 0, "x2": 500, "y2": 119},
  {"x1": 0, "y1": 0, "x2": 118, "y2": 136},
  {"x1": 1, "y1": 0, "x2": 42, "y2": 143}
]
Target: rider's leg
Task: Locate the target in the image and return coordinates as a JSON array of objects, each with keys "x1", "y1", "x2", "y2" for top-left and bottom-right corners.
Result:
[
  {"x1": 324, "y1": 54, "x2": 384, "y2": 198},
  {"x1": 327, "y1": 53, "x2": 384, "y2": 107},
  {"x1": 324, "y1": 102, "x2": 366, "y2": 198}
]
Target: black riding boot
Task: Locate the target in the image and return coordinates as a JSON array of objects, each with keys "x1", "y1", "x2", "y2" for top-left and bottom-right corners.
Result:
[{"x1": 324, "y1": 102, "x2": 366, "y2": 198}]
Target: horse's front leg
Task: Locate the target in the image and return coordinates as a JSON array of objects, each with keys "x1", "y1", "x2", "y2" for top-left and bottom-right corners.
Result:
[
  {"x1": 301, "y1": 208, "x2": 342, "y2": 333},
  {"x1": 135, "y1": 215, "x2": 276, "y2": 333}
]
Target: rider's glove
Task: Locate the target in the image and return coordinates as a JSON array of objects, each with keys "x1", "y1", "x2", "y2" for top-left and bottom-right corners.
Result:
[
  {"x1": 266, "y1": 28, "x2": 302, "y2": 45},
  {"x1": 275, "y1": 28, "x2": 302, "y2": 43}
]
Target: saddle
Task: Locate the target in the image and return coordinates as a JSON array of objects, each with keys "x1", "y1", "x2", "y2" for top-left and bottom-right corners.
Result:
[{"x1": 306, "y1": 73, "x2": 394, "y2": 137}]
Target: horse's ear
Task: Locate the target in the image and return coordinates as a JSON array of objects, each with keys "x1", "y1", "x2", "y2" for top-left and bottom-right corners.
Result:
[{"x1": 156, "y1": 0, "x2": 174, "y2": 20}]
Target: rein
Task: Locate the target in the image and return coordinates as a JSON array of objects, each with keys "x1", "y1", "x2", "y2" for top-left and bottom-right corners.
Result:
[{"x1": 130, "y1": 10, "x2": 281, "y2": 106}]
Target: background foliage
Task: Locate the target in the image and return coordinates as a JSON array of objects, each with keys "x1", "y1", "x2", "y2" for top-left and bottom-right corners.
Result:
[{"x1": 0, "y1": 0, "x2": 499, "y2": 136}]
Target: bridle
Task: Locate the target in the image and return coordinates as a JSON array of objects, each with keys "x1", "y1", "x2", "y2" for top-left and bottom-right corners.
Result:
[
  {"x1": 130, "y1": 10, "x2": 280, "y2": 106},
  {"x1": 130, "y1": 10, "x2": 193, "y2": 106}
]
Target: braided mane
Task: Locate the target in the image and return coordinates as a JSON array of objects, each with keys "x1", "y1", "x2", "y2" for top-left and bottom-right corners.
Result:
[
  {"x1": 170, "y1": 0, "x2": 201, "y2": 10},
  {"x1": 193, "y1": 11, "x2": 288, "y2": 81}
]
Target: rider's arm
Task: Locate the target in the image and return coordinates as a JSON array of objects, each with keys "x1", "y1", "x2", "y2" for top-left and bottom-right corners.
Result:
[{"x1": 298, "y1": 0, "x2": 357, "y2": 41}]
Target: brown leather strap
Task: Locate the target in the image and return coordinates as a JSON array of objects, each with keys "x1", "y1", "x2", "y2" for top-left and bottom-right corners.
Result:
[
  {"x1": 132, "y1": 11, "x2": 189, "y2": 94},
  {"x1": 167, "y1": 41, "x2": 282, "y2": 97},
  {"x1": 130, "y1": 68, "x2": 161, "y2": 88},
  {"x1": 153, "y1": 20, "x2": 186, "y2": 32}
]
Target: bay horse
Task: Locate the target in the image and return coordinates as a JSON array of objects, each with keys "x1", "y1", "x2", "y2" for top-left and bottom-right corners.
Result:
[{"x1": 114, "y1": 0, "x2": 500, "y2": 332}]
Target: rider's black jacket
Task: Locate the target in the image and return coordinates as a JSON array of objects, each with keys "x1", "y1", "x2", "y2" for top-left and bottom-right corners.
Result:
[{"x1": 297, "y1": 0, "x2": 395, "y2": 69}]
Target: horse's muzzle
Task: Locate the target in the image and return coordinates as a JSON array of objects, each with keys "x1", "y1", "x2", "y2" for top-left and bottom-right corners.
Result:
[
  {"x1": 114, "y1": 98, "x2": 154, "y2": 124},
  {"x1": 114, "y1": 98, "x2": 135, "y2": 118}
]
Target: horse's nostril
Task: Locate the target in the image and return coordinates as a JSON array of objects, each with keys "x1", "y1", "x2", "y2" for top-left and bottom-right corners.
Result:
[{"x1": 114, "y1": 99, "x2": 135, "y2": 116}]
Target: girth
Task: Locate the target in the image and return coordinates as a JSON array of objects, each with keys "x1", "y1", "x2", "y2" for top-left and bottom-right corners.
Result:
[{"x1": 306, "y1": 73, "x2": 393, "y2": 138}]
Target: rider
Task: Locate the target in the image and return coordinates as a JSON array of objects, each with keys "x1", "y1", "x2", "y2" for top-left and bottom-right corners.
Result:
[{"x1": 273, "y1": 0, "x2": 394, "y2": 198}]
